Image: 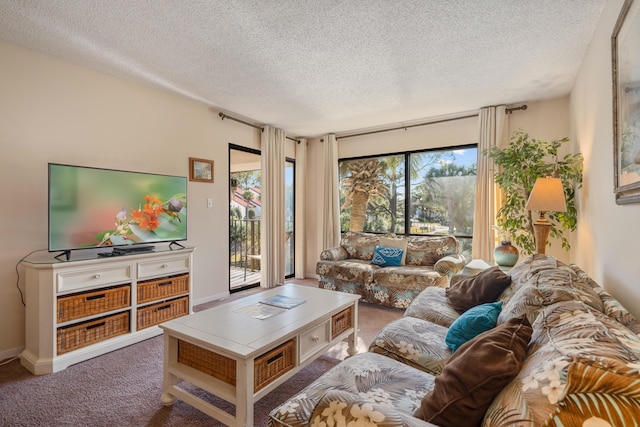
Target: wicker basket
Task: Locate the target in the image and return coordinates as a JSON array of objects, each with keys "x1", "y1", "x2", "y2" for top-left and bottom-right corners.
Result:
[
  {"x1": 254, "y1": 339, "x2": 296, "y2": 391},
  {"x1": 57, "y1": 285, "x2": 131, "y2": 323},
  {"x1": 136, "y1": 296, "x2": 189, "y2": 330},
  {"x1": 178, "y1": 340, "x2": 237, "y2": 386},
  {"x1": 57, "y1": 312, "x2": 130, "y2": 355},
  {"x1": 177, "y1": 338, "x2": 296, "y2": 392},
  {"x1": 331, "y1": 306, "x2": 353, "y2": 339},
  {"x1": 137, "y1": 274, "x2": 189, "y2": 304}
]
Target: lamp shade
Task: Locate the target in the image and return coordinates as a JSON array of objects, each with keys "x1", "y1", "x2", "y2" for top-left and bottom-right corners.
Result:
[{"x1": 525, "y1": 177, "x2": 567, "y2": 212}]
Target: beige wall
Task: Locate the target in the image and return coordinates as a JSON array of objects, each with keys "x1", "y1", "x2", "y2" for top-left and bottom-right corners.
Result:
[
  {"x1": 571, "y1": 0, "x2": 640, "y2": 319},
  {"x1": 0, "y1": 41, "x2": 261, "y2": 358}
]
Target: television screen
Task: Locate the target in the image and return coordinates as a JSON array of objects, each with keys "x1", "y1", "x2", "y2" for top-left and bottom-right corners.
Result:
[{"x1": 49, "y1": 163, "x2": 187, "y2": 252}]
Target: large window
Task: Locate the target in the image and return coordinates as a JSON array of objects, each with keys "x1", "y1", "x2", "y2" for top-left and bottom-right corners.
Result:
[{"x1": 339, "y1": 145, "x2": 476, "y2": 259}]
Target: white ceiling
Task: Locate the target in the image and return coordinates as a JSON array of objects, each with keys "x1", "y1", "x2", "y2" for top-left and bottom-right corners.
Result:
[{"x1": 0, "y1": 1, "x2": 607, "y2": 138}]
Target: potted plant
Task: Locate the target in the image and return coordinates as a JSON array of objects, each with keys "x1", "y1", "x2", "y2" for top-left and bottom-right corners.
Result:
[{"x1": 483, "y1": 130, "x2": 583, "y2": 255}]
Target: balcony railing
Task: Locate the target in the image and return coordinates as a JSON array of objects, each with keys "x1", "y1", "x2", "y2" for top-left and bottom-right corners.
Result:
[
  {"x1": 229, "y1": 218, "x2": 295, "y2": 288},
  {"x1": 230, "y1": 218, "x2": 261, "y2": 271}
]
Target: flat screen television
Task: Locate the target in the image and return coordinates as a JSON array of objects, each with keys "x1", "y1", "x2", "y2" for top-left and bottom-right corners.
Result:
[{"x1": 49, "y1": 163, "x2": 187, "y2": 257}]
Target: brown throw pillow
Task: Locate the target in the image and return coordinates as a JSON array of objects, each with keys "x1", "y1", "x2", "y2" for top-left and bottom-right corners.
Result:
[
  {"x1": 414, "y1": 314, "x2": 532, "y2": 427},
  {"x1": 446, "y1": 266, "x2": 511, "y2": 314}
]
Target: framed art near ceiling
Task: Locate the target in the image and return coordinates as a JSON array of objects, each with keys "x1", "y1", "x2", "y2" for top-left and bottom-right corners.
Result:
[
  {"x1": 189, "y1": 157, "x2": 214, "y2": 183},
  {"x1": 612, "y1": 0, "x2": 640, "y2": 204}
]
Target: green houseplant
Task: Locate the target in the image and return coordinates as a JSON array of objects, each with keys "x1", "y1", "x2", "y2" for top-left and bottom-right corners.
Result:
[{"x1": 483, "y1": 130, "x2": 583, "y2": 255}]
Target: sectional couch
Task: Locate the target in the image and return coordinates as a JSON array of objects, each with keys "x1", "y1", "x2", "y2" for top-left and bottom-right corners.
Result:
[
  {"x1": 269, "y1": 255, "x2": 640, "y2": 426},
  {"x1": 316, "y1": 232, "x2": 466, "y2": 308}
]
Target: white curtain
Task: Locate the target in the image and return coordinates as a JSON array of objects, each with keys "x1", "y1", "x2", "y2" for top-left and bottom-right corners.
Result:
[
  {"x1": 322, "y1": 134, "x2": 341, "y2": 249},
  {"x1": 473, "y1": 106, "x2": 508, "y2": 262},
  {"x1": 294, "y1": 138, "x2": 307, "y2": 278},
  {"x1": 260, "y1": 126, "x2": 286, "y2": 288}
]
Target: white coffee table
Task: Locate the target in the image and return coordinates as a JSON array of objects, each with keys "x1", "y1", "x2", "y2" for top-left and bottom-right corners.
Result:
[{"x1": 160, "y1": 284, "x2": 360, "y2": 426}]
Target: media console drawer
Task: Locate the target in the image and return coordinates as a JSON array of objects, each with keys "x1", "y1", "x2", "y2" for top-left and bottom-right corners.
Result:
[
  {"x1": 57, "y1": 265, "x2": 131, "y2": 293},
  {"x1": 137, "y1": 274, "x2": 189, "y2": 304},
  {"x1": 138, "y1": 256, "x2": 190, "y2": 279},
  {"x1": 57, "y1": 312, "x2": 130, "y2": 355},
  {"x1": 137, "y1": 296, "x2": 189, "y2": 330},
  {"x1": 57, "y1": 284, "x2": 131, "y2": 323}
]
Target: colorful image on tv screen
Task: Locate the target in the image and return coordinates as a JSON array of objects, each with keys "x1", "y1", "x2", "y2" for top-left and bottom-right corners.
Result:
[{"x1": 49, "y1": 164, "x2": 187, "y2": 251}]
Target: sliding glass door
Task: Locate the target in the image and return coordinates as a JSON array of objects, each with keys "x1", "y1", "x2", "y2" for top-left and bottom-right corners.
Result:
[
  {"x1": 285, "y1": 159, "x2": 294, "y2": 277},
  {"x1": 229, "y1": 145, "x2": 295, "y2": 291},
  {"x1": 229, "y1": 146, "x2": 262, "y2": 291}
]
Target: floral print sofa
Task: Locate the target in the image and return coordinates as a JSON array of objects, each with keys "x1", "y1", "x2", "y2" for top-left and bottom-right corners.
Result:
[
  {"x1": 269, "y1": 255, "x2": 640, "y2": 426},
  {"x1": 316, "y1": 232, "x2": 465, "y2": 308}
]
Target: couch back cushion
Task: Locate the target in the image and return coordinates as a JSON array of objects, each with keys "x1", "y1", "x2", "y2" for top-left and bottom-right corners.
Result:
[
  {"x1": 485, "y1": 300, "x2": 640, "y2": 426},
  {"x1": 569, "y1": 263, "x2": 640, "y2": 333},
  {"x1": 340, "y1": 231, "x2": 380, "y2": 260},
  {"x1": 497, "y1": 255, "x2": 604, "y2": 325},
  {"x1": 406, "y1": 235, "x2": 459, "y2": 266}
]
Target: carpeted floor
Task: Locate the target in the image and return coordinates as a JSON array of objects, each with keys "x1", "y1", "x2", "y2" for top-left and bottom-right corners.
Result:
[{"x1": 0, "y1": 282, "x2": 402, "y2": 426}]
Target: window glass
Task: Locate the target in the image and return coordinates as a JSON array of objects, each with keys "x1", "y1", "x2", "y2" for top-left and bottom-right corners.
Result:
[
  {"x1": 339, "y1": 146, "x2": 476, "y2": 260},
  {"x1": 339, "y1": 154, "x2": 404, "y2": 233}
]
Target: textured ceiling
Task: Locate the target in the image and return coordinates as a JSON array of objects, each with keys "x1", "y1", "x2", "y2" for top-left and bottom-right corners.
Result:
[{"x1": 0, "y1": 1, "x2": 607, "y2": 137}]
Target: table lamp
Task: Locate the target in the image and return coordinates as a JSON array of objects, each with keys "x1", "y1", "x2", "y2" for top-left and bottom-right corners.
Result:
[{"x1": 525, "y1": 176, "x2": 567, "y2": 254}]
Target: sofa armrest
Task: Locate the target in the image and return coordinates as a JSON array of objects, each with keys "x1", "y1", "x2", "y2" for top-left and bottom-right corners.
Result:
[
  {"x1": 320, "y1": 246, "x2": 349, "y2": 261},
  {"x1": 434, "y1": 254, "x2": 466, "y2": 276}
]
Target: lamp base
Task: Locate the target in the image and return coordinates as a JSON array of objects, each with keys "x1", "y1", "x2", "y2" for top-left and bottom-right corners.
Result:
[{"x1": 533, "y1": 221, "x2": 551, "y2": 255}]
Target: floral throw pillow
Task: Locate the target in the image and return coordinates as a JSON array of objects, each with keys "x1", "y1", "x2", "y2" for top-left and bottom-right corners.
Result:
[{"x1": 371, "y1": 246, "x2": 404, "y2": 267}]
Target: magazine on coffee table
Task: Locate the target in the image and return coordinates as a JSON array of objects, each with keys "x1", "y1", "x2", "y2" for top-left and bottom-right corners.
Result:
[{"x1": 260, "y1": 294, "x2": 306, "y2": 309}]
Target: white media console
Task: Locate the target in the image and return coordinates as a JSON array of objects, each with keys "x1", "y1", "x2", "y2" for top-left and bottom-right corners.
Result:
[{"x1": 20, "y1": 247, "x2": 195, "y2": 374}]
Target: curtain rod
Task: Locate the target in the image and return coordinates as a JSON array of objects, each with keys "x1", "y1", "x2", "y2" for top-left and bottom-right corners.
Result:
[
  {"x1": 218, "y1": 112, "x2": 299, "y2": 142},
  {"x1": 219, "y1": 112, "x2": 263, "y2": 131},
  {"x1": 505, "y1": 104, "x2": 527, "y2": 114},
  {"x1": 336, "y1": 113, "x2": 478, "y2": 140}
]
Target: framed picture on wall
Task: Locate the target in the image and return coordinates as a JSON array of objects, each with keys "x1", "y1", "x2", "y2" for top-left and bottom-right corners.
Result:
[
  {"x1": 189, "y1": 157, "x2": 214, "y2": 183},
  {"x1": 612, "y1": 0, "x2": 640, "y2": 204}
]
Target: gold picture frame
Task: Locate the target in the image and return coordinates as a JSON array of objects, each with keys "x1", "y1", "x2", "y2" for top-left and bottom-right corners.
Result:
[
  {"x1": 612, "y1": 0, "x2": 640, "y2": 204},
  {"x1": 189, "y1": 157, "x2": 214, "y2": 183}
]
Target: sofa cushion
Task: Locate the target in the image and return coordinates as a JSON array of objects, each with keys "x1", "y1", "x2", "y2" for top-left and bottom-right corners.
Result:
[
  {"x1": 380, "y1": 236, "x2": 408, "y2": 264},
  {"x1": 414, "y1": 314, "x2": 532, "y2": 427},
  {"x1": 406, "y1": 235, "x2": 459, "y2": 266},
  {"x1": 268, "y1": 352, "x2": 436, "y2": 427},
  {"x1": 371, "y1": 245, "x2": 404, "y2": 267},
  {"x1": 485, "y1": 300, "x2": 640, "y2": 426},
  {"x1": 316, "y1": 259, "x2": 378, "y2": 299},
  {"x1": 369, "y1": 265, "x2": 448, "y2": 309},
  {"x1": 340, "y1": 231, "x2": 381, "y2": 260},
  {"x1": 569, "y1": 263, "x2": 640, "y2": 333},
  {"x1": 404, "y1": 286, "x2": 460, "y2": 328},
  {"x1": 446, "y1": 266, "x2": 511, "y2": 314},
  {"x1": 445, "y1": 301, "x2": 503, "y2": 353},
  {"x1": 497, "y1": 257, "x2": 605, "y2": 325},
  {"x1": 369, "y1": 316, "x2": 452, "y2": 375}
]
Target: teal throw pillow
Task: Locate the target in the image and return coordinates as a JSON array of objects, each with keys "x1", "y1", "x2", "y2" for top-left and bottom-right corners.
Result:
[
  {"x1": 371, "y1": 246, "x2": 404, "y2": 267},
  {"x1": 445, "y1": 301, "x2": 503, "y2": 353}
]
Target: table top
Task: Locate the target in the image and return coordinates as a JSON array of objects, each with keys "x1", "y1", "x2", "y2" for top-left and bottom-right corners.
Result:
[{"x1": 160, "y1": 284, "x2": 359, "y2": 358}]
